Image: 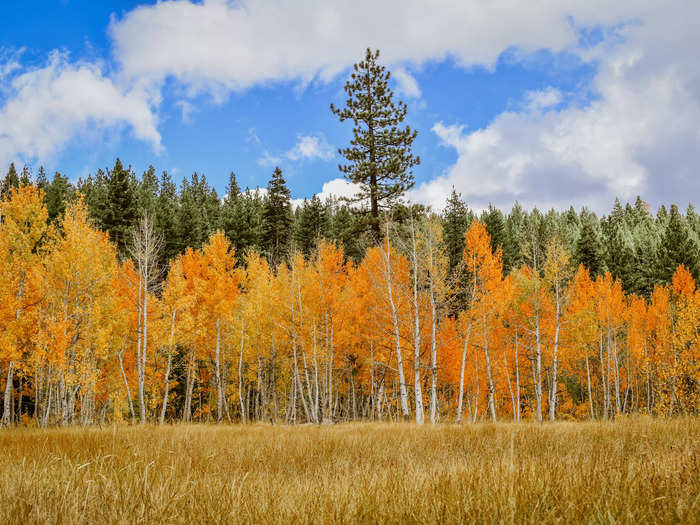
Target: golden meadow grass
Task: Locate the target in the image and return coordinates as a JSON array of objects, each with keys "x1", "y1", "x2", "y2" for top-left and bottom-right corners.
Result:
[{"x1": 0, "y1": 418, "x2": 697, "y2": 524}]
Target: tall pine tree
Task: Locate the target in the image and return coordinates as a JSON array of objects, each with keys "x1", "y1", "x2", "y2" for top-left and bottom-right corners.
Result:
[
  {"x1": 104, "y1": 159, "x2": 138, "y2": 255},
  {"x1": 262, "y1": 167, "x2": 293, "y2": 267},
  {"x1": 442, "y1": 188, "x2": 470, "y2": 274},
  {"x1": 331, "y1": 48, "x2": 420, "y2": 242}
]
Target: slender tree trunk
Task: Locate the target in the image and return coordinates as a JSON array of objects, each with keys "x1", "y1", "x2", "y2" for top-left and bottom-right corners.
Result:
[
  {"x1": 327, "y1": 320, "x2": 335, "y2": 421},
  {"x1": 456, "y1": 318, "x2": 472, "y2": 423},
  {"x1": 215, "y1": 319, "x2": 223, "y2": 422},
  {"x1": 549, "y1": 293, "x2": 561, "y2": 421},
  {"x1": 238, "y1": 320, "x2": 246, "y2": 423},
  {"x1": 515, "y1": 330, "x2": 520, "y2": 422},
  {"x1": 383, "y1": 224, "x2": 410, "y2": 420},
  {"x1": 160, "y1": 309, "x2": 177, "y2": 425},
  {"x1": 183, "y1": 342, "x2": 196, "y2": 422},
  {"x1": 136, "y1": 271, "x2": 143, "y2": 422},
  {"x1": 160, "y1": 351, "x2": 173, "y2": 425},
  {"x1": 482, "y1": 310, "x2": 497, "y2": 422},
  {"x1": 141, "y1": 264, "x2": 149, "y2": 424},
  {"x1": 313, "y1": 323, "x2": 320, "y2": 421},
  {"x1": 534, "y1": 309, "x2": 543, "y2": 422},
  {"x1": 504, "y1": 349, "x2": 516, "y2": 421},
  {"x1": 117, "y1": 348, "x2": 135, "y2": 424},
  {"x1": 293, "y1": 343, "x2": 310, "y2": 422},
  {"x1": 472, "y1": 351, "x2": 480, "y2": 423},
  {"x1": 409, "y1": 220, "x2": 425, "y2": 424},
  {"x1": 300, "y1": 344, "x2": 316, "y2": 423},
  {"x1": 429, "y1": 296, "x2": 438, "y2": 424},
  {"x1": 2, "y1": 362, "x2": 14, "y2": 427},
  {"x1": 599, "y1": 332, "x2": 608, "y2": 418}
]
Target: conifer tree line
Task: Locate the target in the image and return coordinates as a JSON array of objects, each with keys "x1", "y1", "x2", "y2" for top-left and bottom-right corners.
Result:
[{"x1": 0, "y1": 174, "x2": 697, "y2": 426}]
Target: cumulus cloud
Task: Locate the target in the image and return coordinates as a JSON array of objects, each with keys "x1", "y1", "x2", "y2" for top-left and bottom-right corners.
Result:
[
  {"x1": 316, "y1": 177, "x2": 363, "y2": 201},
  {"x1": 0, "y1": 51, "x2": 159, "y2": 168},
  {"x1": 286, "y1": 135, "x2": 334, "y2": 161},
  {"x1": 393, "y1": 68, "x2": 421, "y2": 99},
  {"x1": 108, "y1": 0, "x2": 644, "y2": 95},
  {"x1": 291, "y1": 177, "x2": 364, "y2": 209},
  {"x1": 257, "y1": 134, "x2": 334, "y2": 167},
  {"x1": 411, "y1": 2, "x2": 700, "y2": 213}
]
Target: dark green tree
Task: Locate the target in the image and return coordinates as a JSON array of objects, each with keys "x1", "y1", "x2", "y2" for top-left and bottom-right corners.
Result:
[
  {"x1": 78, "y1": 170, "x2": 110, "y2": 230},
  {"x1": 220, "y1": 172, "x2": 243, "y2": 250},
  {"x1": 575, "y1": 214, "x2": 606, "y2": 279},
  {"x1": 503, "y1": 202, "x2": 526, "y2": 274},
  {"x1": 20, "y1": 165, "x2": 32, "y2": 186},
  {"x1": 330, "y1": 48, "x2": 420, "y2": 242},
  {"x1": 329, "y1": 202, "x2": 366, "y2": 262},
  {"x1": 155, "y1": 171, "x2": 180, "y2": 265},
  {"x1": 295, "y1": 195, "x2": 329, "y2": 257},
  {"x1": 176, "y1": 172, "x2": 221, "y2": 252},
  {"x1": 236, "y1": 188, "x2": 266, "y2": 259},
  {"x1": 36, "y1": 166, "x2": 48, "y2": 192},
  {"x1": 262, "y1": 167, "x2": 293, "y2": 267},
  {"x1": 44, "y1": 172, "x2": 76, "y2": 223},
  {"x1": 657, "y1": 204, "x2": 700, "y2": 282},
  {"x1": 104, "y1": 159, "x2": 138, "y2": 255},
  {"x1": 482, "y1": 204, "x2": 506, "y2": 256},
  {"x1": 442, "y1": 189, "x2": 470, "y2": 274},
  {"x1": 1, "y1": 162, "x2": 19, "y2": 199},
  {"x1": 604, "y1": 198, "x2": 635, "y2": 292},
  {"x1": 137, "y1": 165, "x2": 160, "y2": 219},
  {"x1": 559, "y1": 205, "x2": 581, "y2": 254}
]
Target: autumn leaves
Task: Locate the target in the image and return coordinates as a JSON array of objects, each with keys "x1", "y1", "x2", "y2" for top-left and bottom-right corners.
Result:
[{"x1": 0, "y1": 185, "x2": 698, "y2": 426}]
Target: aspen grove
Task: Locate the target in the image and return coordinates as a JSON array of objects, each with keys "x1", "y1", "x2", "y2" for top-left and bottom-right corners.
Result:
[{"x1": 0, "y1": 184, "x2": 697, "y2": 427}]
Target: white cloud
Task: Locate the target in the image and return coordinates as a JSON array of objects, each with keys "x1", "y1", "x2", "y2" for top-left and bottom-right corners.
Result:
[
  {"x1": 286, "y1": 135, "x2": 334, "y2": 161},
  {"x1": 411, "y1": 2, "x2": 700, "y2": 212},
  {"x1": 393, "y1": 68, "x2": 421, "y2": 99},
  {"x1": 257, "y1": 134, "x2": 334, "y2": 168},
  {"x1": 108, "y1": 0, "x2": 646, "y2": 95},
  {"x1": 0, "y1": 49, "x2": 23, "y2": 84},
  {"x1": 0, "y1": 51, "x2": 160, "y2": 168},
  {"x1": 524, "y1": 87, "x2": 562, "y2": 111},
  {"x1": 292, "y1": 177, "x2": 364, "y2": 209},
  {"x1": 316, "y1": 177, "x2": 363, "y2": 201},
  {"x1": 257, "y1": 151, "x2": 282, "y2": 168}
]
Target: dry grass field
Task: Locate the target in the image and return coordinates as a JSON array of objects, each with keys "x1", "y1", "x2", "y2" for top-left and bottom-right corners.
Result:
[{"x1": 0, "y1": 418, "x2": 697, "y2": 524}]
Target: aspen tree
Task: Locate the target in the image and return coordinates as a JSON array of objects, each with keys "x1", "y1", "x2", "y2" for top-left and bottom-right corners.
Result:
[{"x1": 543, "y1": 236, "x2": 572, "y2": 420}]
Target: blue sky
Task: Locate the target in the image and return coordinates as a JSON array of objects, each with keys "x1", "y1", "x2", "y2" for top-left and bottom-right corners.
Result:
[{"x1": 1, "y1": 1, "x2": 698, "y2": 212}]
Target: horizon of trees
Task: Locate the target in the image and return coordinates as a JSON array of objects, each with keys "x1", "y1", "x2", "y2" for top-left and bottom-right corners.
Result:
[
  {"x1": 2, "y1": 160, "x2": 699, "y2": 290},
  {"x1": 0, "y1": 169, "x2": 697, "y2": 426}
]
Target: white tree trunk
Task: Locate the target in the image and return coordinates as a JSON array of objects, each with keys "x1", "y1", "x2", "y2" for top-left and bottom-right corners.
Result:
[
  {"x1": 410, "y1": 221, "x2": 424, "y2": 425},
  {"x1": 215, "y1": 319, "x2": 223, "y2": 422},
  {"x1": 549, "y1": 291, "x2": 561, "y2": 421},
  {"x1": 2, "y1": 362, "x2": 14, "y2": 427},
  {"x1": 383, "y1": 229, "x2": 410, "y2": 419},
  {"x1": 482, "y1": 310, "x2": 497, "y2": 422},
  {"x1": 238, "y1": 320, "x2": 246, "y2": 423}
]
